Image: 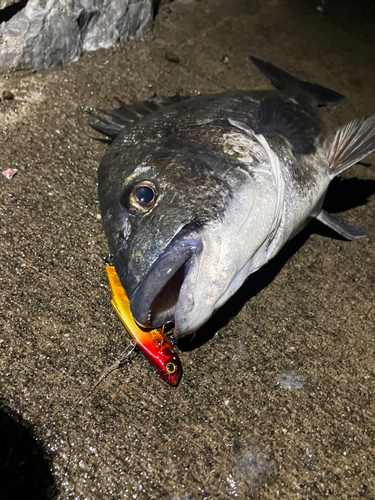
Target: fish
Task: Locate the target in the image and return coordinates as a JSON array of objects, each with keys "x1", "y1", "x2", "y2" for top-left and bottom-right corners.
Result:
[
  {"x1": 93, "y1": 56, "x2": 375, "y2": 339},
  {"x1": 106, "y1": 265, "x2": 182, "y2": 385}
]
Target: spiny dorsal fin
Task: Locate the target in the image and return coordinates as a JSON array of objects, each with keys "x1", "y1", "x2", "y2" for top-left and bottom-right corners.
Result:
[
  {"x1": 329, "y1": 115, "x2": 375, "y2": 176},
  {"x1": 249, "y1": 56, "x2": 346, "y2": 107},
  {"x1": 88, "y1": 94, "x2": 189, "y2": 138}
]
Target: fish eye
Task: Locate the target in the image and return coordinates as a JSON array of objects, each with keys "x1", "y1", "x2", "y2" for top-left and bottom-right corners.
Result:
[
  {"x1": 166, "y1": 362, "x2": 176, "y2": 374},
  {"x1": 129, "y1": 181, "x2": 157, "y2": 213}
]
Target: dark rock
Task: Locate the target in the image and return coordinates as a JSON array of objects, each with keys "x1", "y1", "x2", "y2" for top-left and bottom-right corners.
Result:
[
  {"x1": 0, "y1": 0, "x2": 18, "y2": 8},
  {"x1": 165, "y1": 50, "x2": 180, "y2": 63},
  {"x1": 0, "y1": 0, "x2": 154, "y2": 69},
  {"x1": 2, "y1": 89, "x2": 14, "y2": 100}
]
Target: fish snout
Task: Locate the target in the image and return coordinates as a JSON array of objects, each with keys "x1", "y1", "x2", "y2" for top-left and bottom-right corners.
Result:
[{"x1": 130, "y1": 229, "x2": 203, "y2": 329}]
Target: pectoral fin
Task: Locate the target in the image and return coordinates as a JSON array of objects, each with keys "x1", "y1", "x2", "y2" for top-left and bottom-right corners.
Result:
[
  {"x1": 316, "y1": 210, "x2": 368, "y2": 240},
  {"x1": 256, "y1": 95, "x2": 319, "y2": 154}
]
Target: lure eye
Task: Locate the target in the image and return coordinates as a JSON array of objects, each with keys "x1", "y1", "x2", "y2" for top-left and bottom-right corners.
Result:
[
  {"x1": 129, "y1": 181, "x2": 157, "y2": 213},
  {"x1": 166, "y1": 362, "x2": 176, "y2": 374}
]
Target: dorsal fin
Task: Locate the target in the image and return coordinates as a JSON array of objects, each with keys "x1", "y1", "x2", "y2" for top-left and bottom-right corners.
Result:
[
  {"x1": 249, "y1": 56, "x2": 346, "y2": 107},
  {"x1": 88, "y1": 94, "x2": 189, "y2": 138}
]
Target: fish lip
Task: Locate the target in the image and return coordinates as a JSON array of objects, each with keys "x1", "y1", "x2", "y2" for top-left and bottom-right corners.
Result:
[{"x1": 130, "y1": 223, "x2": 202, "y2": 328}]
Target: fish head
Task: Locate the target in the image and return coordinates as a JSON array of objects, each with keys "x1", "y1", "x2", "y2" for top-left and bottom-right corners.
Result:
[{"x1": 98, "y1": 120, "x2": 284, "y2": 338}]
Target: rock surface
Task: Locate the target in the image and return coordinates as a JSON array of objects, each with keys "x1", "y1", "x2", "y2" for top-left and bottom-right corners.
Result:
[
  {"x1": 0, "y1": 0, "x2": 153, "y2": 69},
  {"x1": 0, "y1": 0, "x2": 374, "y2": 498},
  {"x1": 0, "y1": 0, "x2": 18, "y2": 9}
]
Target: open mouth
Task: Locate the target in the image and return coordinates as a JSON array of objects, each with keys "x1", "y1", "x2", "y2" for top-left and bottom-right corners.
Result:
[
  {"x1": 146, "y1": 262, "x2": 186, "y2": 326},
  {"x1": 130, "y1": 227, "x2": 202, "y2": 329}
]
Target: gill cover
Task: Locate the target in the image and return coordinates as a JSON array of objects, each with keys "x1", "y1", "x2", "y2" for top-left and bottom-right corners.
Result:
[{"x1": 173, "y1": 121, "x2": 286, "y2": 336}]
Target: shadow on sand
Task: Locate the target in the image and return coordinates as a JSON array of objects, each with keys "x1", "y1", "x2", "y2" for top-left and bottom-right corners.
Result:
[{"x1": 0, "y1": 401, "x2": 56, "y2": 500}]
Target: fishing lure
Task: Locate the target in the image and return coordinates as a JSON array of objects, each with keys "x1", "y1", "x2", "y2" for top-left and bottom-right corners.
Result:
[{"x1": 106, "y1": 265, "x2": 182, "y2": 386}]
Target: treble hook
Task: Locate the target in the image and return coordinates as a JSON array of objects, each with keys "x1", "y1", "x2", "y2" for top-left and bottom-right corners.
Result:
[{"x1": 78, "y1": 339, "x2": 138, "y2": 405}]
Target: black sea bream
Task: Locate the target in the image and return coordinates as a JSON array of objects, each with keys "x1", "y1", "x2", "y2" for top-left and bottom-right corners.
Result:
[{"x1": 94, "y1": 57, "x2": 375, "y2": 337}]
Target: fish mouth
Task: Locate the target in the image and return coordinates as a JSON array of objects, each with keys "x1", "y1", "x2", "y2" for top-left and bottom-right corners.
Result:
[{"x1": 130, "y1": 224, "x2": 202, "y2": 329}]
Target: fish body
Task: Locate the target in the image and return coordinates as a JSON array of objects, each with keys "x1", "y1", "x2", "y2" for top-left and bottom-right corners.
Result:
[
  {"x1": 96, "y1": 57, "x2": 375, "y2": 338},
  {"x1": 106, "y1": 265, "x2": 182, "y2": 385}
]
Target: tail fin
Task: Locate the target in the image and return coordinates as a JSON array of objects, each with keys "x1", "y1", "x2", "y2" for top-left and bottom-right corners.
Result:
[
  {"x1": 329, "y1": 115, "x2": 375, "y2": 176},
  {"x1": 249, "y1": 56, "x2": 346, "y2": 107}
]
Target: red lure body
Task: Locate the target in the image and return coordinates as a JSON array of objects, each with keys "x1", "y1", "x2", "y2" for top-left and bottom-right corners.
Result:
[{"x1": 106, "y1": 265, "x2": 182, "y2": 385}]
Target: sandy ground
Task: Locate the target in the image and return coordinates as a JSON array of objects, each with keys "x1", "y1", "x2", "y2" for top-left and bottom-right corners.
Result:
[{"x1": 0, "y1": 0, "x2": 375, "y2": 498}]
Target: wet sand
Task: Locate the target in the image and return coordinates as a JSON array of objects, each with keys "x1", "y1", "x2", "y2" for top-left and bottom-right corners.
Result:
[{"x1": 0, "y1": 0, "x2": 374, "y2": 498}]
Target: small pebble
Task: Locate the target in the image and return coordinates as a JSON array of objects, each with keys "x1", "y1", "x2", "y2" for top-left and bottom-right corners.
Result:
[
  {"x1": 277, "y1": 372, "x2": 305, "y2": 390},
  {"x1": 2, "y1": 168, "x2": 18, "y2": 179},
  {"x1": 165, "y1": 51, "x2": 180, "y2": 63},
  {"x1": 229, "y1": 440, "x2": 275, "y2": 494},
  {"x1": 168, "y1": 494, "x2": 195, "y2": 500},
  {"x1": 222, "y1": 55, "x2": 229, "y2": 64},
  {"x1": 2, "y1": 90, "x2": 14, "y2": 100}
]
